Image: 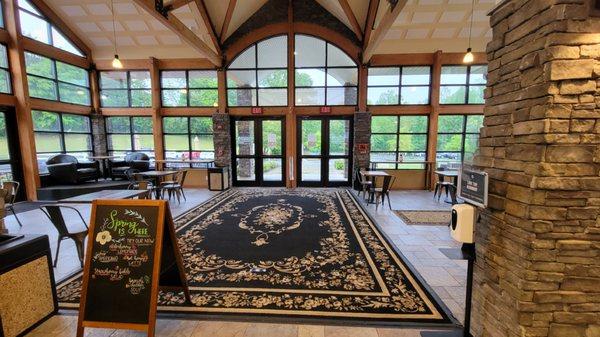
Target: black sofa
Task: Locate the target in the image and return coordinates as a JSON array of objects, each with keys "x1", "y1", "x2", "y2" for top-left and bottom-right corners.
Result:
[
  {"x1": 46, "y1": 154, "x2": 101, "y2": 184},
  {"x1": 108, "y1": 152, "x2": 151, "y2": 180}
]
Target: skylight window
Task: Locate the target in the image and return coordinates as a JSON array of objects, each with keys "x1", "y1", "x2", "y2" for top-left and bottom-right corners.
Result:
[{"x1": 18, "y1": 0, "x2": 85, "y2": 57}]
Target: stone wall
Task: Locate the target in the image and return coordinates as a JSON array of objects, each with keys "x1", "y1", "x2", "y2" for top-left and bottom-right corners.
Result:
[
  {"x1": 353, "y1": 112, "x2": 371, "y2": 180},
  {"x1": 212, "y1": 113, "x2": 232, "y2": 168},
  {"x1": 473, "y1": 1, "x2": 600, "y2": 336},
  {"x1": 90, "y1": 113, "x2": 107, "y2": 156}
]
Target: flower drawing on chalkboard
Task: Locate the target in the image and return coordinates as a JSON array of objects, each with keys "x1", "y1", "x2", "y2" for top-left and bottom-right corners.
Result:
[{"x1": 96, "y1": 230, "x2": 112, "y2": 245}]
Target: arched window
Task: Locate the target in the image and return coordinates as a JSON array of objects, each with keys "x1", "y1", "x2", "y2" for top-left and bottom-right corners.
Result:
[
  {"x1": 294, "y1": 35, "x2": 357, "y2": 106},
  {"x1": 226, "y1": 35, "x2": 288, "y2": 107}
]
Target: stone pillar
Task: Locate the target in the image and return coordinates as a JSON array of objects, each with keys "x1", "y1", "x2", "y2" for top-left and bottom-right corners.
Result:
[
  {"x1": 90, "y1": 113, "x2": 107, "y2": 156},
  {"x1": 472, "y1": 1, "x2": 600, "y2": 337},
  {"x1": 212, "y1": 113, "x2": 232, "y2": 168},
  {"x1": 353, "y1": 112, "x2": 371, "y2": 186}
]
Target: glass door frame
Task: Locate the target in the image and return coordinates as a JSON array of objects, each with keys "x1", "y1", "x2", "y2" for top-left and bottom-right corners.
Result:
[
  {"x1": 296, "y1": 116, "x2": 353, "y2": 187},
  {"x1": 231, "y1": 116, "x2": 286, "y2": 187},
  {"x1": 0, "y1": 107, "x2": 25, "y2": 201}
]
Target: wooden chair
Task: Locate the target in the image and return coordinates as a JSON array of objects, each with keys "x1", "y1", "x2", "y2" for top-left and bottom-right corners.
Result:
[
  {"x1": 161, "y1": 170, "x2": 188, "y2": 203},
  {"x1": 2, "y1": 181, "x2": 23, "y2": 227},
  {"x1": 39, "y1": 204, "x2": 88, "y2": 268},
  {"x1": 355, "y1": 168, "x2": 372, "y2": 198},
  {"x1": 370, "y1": 175, "x2": 396, "y2": 210}
]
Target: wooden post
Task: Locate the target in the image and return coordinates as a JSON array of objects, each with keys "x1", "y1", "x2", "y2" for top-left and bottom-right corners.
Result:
[
  {"x1": 427, "y1": 50, "x2": 442, "y2": 190},
  {"x1": 217, "y1": 69, "x2": 227, "y2": 113},
  {"x1": 285, "y1": 0, "x2": 296, "y2": 188},
  {"x1": 358, "y1": 64, "x2": 368, "y2": 112},
  {"x1": 150, "y1": 57, "x2": 164, "y2": 162},
  {"x1": 5, "y1": 0, "x2": 40, "y2": 200}
]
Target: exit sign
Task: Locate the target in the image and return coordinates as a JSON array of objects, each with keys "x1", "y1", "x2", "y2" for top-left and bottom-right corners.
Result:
[
  {"x1": 251, "y1": 107, "x2": 263, "y2": 114},
  {"x1": 320, "y1": 106, "x2": 331, "y2": 114}
]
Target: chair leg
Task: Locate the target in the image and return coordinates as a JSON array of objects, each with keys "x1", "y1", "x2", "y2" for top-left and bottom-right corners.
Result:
[
  {"x1": 433, "y1": 184, "x2": 439, "y2": 200},
  {"x1": 386, "y1": 192, "x2": 392, "y2": 210},
  {"x1": 74, "y1": 238, "x2": 85, "y2": 268},
  {"x1": 180, "y1": 187, "x2": 186, "y2": 201},
  {"x1": 175, "y1": 189, "x2": 181, "y2": 204},
  {"x1": 54, "y1": 238, "x2": 62, "y2": 267},
  {"x1": 10, "y1": 208, "x2": 23, "y2": 227}
]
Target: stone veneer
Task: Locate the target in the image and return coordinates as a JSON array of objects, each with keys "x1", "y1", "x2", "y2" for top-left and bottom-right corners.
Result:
[
  {"x1": 212, "y1": 113, "x2": 232, "y2": 168},
  {"x1": 472, "y1": 1, "x2": 600, "y2": 336},
  {"x1": 90, "y1": 112, "x2": 107, "y2": 156},
  {"x1": 353, "y1": 111, "x2": 371, "y2": 173}
]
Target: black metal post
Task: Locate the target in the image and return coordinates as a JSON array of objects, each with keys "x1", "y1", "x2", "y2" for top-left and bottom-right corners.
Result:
[{"x1": 462, "y1": 242, "x2": 475, "y2": 337}]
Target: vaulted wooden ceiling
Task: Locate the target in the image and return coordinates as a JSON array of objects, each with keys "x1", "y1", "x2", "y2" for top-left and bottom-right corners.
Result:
[{"x1": 43, "y1": 0, "x2": 498, "y2": 63}]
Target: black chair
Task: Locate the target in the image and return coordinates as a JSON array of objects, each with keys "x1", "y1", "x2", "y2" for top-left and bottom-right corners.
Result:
[
  {"x1": 369, "y1": 175, "x2": 396, "y2": 210},
  {"x1": 433, "y1": 168, "x2": 457, "y2": 203},
  {"x1": 125, "y1": 168, "x2": 154, "y2": 197},
  {"x1": 46, "y1": 154, "x2": 100, "y2": 184},
  {"x1": 355, "y1": 168, "x2": 372, "y2": 199},
  {"x1": 2, "y1": 181, "x2": 23, "y2": 227},
  {"x1": 161, "y1": 170, "x2": 188, "y2": 203},
  {"x1": 39, "y1": 204, "x2": 88, "y2": 268},
  {"x1": 108, "y1": 152, "x2": 151, "y2": 180}
]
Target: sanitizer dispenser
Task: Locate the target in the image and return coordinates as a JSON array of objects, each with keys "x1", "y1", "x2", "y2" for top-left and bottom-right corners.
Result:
[{"x1": 450, "y1": 204, "x2": 477, "y2": 244}]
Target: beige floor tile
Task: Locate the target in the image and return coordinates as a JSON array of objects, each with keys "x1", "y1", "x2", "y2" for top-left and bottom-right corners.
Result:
[
  {"x1": 324, "y1": 326, "x2": 378, "y2": 337},
  {"x1": 377, "y1": 327, "x2": 424, "y2": 337},
  {"x1": 191, "y1": 320, "x2": 249, "y2": 337},
  {"x1": 243, "y1": 323, "x2": 297, "y2": 337},
  {"x1": 298, "y1": 324, "x2": 325, "y2": 337}
]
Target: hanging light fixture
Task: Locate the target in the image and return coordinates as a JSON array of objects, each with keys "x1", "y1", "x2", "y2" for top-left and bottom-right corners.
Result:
[
  {"x1": 110, "y1": 0, "x2": 123, "y2": 69},
  {"x1": 463, "y1": 0, "x2": 475, "y2": 64}
]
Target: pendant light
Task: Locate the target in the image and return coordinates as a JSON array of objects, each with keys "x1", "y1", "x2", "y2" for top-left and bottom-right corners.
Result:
[
  {"x1": 463, "y1": 0, "x2": 475, "y2": 64},
  {"x1": 110, "y1": 0, "x2": 123, "y2": 69}
]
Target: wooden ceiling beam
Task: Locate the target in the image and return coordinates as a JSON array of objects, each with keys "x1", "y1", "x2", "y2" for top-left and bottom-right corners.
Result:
[
  {"x1": 362, "y1": 0, "x2": 379, "y2": 51},
  {"x1": 165, "y1": 0, "x2": 193, "y2": 11},
  {"x1": 192, "y1": 0, "x2": 221, "y2": 55},
  {"x1": 133, "y1": 0, "x2": 222, "y2": 67},
  {"x1": 362, "y1": 0, "x2": 406, "y2": 64},
  {"x1": 337, "y1": 0, "x2": 363, "y2": 41},
  {"x1": 220, "y1": 0, "x2": 237, "y2": 43}
]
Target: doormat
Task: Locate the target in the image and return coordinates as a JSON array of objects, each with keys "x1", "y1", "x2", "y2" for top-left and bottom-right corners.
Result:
[{"x1": 395, "y1": 210, "x2": 451, "y2": 226}]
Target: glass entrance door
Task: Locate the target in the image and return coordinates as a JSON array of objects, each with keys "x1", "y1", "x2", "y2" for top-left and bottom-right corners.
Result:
[
  {"x1": 297, "y1": 116, "x2": 352, "y2": 187},
  {"x1": 232, "y1": 117, "x2": 285, "y2": 186}
]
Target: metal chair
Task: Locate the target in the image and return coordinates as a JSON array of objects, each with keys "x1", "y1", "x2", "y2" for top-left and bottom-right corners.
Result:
[
  {"x1": 2, "y1": 181, "x2": 23, "y2": 227},
  {"x1": 355, "y1": 168, "x2": 372, "y2": 198},
  {"x1": 39, "y1": 204, "x2": 88, "y2": 268},
  {"x1": 370, "y1": 175, "x2": 396, "y2": 210},
  {"x1": 161, "y1": 170, "x2": 188, "y2": 203},
  {"x1": 433, "y1": 168, "x2": 457, "y2": 202}
]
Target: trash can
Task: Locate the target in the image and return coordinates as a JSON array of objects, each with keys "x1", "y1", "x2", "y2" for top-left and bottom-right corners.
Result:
[{"x1": 208, "y1": 166, "x2": 230, "y2": 191}]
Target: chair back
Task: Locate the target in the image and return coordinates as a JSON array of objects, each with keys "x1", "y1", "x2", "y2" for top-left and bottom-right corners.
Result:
[
  {"x1": 40, "y1": 205, "x2": 69, "y2": 236},
  {"x1": 125, "y1": 168, "x2": 140, "y2": 183},
  {"x1": 382, "y1": 176, "x2": 396, "y2": 193},
  {"x1": 176, "y1": 170, "x2": 188, "y2": 185},
  {"x1": 1, "y1": 181, "x2": 19, "y2": 204}
]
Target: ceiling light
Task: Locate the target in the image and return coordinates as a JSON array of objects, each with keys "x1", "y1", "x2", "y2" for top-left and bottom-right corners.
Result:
[
  {"x1": 110, "y1": 0, "x2": 122, "y2": 69},
  {"x1": 112, "y1": 55, "x2": 123, "y2": 69},
  {"x1": 463, "y1": 48, "x2": 474, "y2": 64},
  {"x1": 463, "y1": 0, "x2": 475, "y2": 64}
]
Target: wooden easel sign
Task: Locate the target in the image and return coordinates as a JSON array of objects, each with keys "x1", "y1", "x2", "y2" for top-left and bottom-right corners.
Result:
[{"x1": 76, "y1": 199, "x2": 189, "y2": 337}]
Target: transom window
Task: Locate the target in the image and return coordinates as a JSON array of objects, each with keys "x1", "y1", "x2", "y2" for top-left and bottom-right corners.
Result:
[
  {"x1": 227, "y1": 35, "x2": 288, "y2": 107},
  {"x1": 440, "y1": 65, "x2": 487, "y2": 104},
  {"x1": 105, "y1": 116, "x2": 154, "y2": 159},
  {"x1": 436, "y1": 114, "x2": 483, "y2": 164},
  {"x1": 370, "y1": 115, "x2": 428, "y2": 170},
  {"x1": 100, "y1": 71, "x2": 152, "y2": 108},
  {"x1": 25, "y1": 52, "x2": 90, "y2": 105},
  {"x1": 0, "y1": 44, "x2": 11, "y2": 94},
  {"x1": 32, "y1": 110, "x2": 92, "y2": 173},
  {"x1": 163, "y1": 117, "x2": 214, "y2": 167},
  {"x1": 367, "y1": 67, "x2": 431, "y2": 105},
  {"x1": 18, "y1": 0, "x2": 84, "y2": 57},
  {"x1": 295, "y1": 35, "x2": 358, "y2": 106},
  {"x1": 161, "y1": 70, "x2": 218, "y2": 107}
]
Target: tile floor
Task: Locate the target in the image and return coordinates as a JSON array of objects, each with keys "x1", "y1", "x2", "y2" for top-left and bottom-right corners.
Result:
[{"x1": 4, "y1": 188, "x2": 466, "y2": 337}]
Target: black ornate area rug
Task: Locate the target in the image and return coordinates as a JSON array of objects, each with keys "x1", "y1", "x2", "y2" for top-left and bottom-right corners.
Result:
[{"x1": 57, "y1": 188, "x2": 453, "y2": 325}]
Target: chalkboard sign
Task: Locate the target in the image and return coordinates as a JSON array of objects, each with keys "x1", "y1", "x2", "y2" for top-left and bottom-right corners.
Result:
[
  {"x1": 76, "y1": 199, "x2": 188, "y2": 337},
  {"x1": 458, "y1": 167, "x2": 489, "y2": 208}
]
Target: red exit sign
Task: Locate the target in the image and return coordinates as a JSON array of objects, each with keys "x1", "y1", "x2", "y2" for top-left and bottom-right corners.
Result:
[
  {"x1": 251, "y1": 107, "x2": 263, "y2": 114},
  {"x1": 320, "y1": 106, "x2": 331, "y2": 114}
]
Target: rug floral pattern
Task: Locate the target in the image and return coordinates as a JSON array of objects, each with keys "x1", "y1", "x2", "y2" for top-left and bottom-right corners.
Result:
[{"x1": 57, "y1": 189, "x2": 450, "y2": 323}]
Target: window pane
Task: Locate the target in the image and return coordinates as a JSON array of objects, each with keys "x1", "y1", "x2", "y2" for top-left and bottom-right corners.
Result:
[
  {"x1": 161, "y1": 71, "x2": 186, "y2": 88},
  {"x1": 372, "y1": 116, "x2": 397, "y2": 133},
  {"x1": 437, "y1": 152, "x2": 461, "y2": 163},
  {"x1": 130, "y1": 71, "x2": 151, "y2": 89},
  {"x1": 34, "y1": 133, "x2": 61, "y2": 152},
  {"x1": 367, "y1": 87, "x2": 398, "y2": 105},
  {"x1": 56, "y1": 62, "x2": 88, "y2": 86},
  {"x1": 301, "y1": 120, "x2": 321, "y2": 155},
  {"x1": 134, "y1": 134, "x2": 154, "y2": 151},
  {"x1": 402, "y1": 66, "x2": 430, "y2": 85},
  {"x1": 399, "y1": 152, "x2": 427, "y2": 166},
  {"x1": 327, "y1": 87, "x2": 357, "y2": 105},
  {"x1": 28, "y1": 76, "x2": 57, "y2": 100},
  {"x1": 468, "y1": 85, "x2": 485, "y2": 104},
  {"x1": 32, "y1": 110, "x2": 60, "y2": 131},
  {"x1": 235, "y1": 120, "x2": 254, "y2": 156},
  {"x1": 329, "y1": 120, "x2": 350, "y2": 155},
  {"x1": 257, "y1": 36, "x2": 287, "y2": 68},
  {"x1": 469, "y1": 65, "x2": 487, "y2": 84},
  {"x1": 59, "y1": 83, "x2": 90, "y2": 105},
  {"x1": 466, "y1": 115, "x2": 484, "y2": 133},
  {"x1": 189, "y1": 89, "x2": 218, "y2": 107},
  {"x1": 257, "y1": 69, "x2": 287, "y2": 88},
  {"x1": 437, "y1": 134, "x2": 463, "y2": 151},
  {"x1": 108, "y1": 134, "x2": 132, "y2": 150},
  {"x1": 0, "y1": 70, "x2": 11, "y2": 94},
  {"x1": 0, "y1": 45, "x2": 8, "y2": 68},
  {"x1": 227, "y1": 70, "x2": 256, "y2": 88},
  {"x1": 329, "y1": 158, "x2": 348, "y2": 181},
  {"x1": 368, "y1": 67, "x2": 399, "y2": 86},
  {"x1": 262, "y1": 120, "x2": 282, "y2": 156},
  {"x1": 162, "y1": 89, "x2": 187, "y2": 107},
  {"x1": 62, "y1": 114, "x2": 89, "y2": 132},
  {"x1": 371, "y1": 134, "x2": 397, "y2": 151},
  {"x1": 327, "y1": 68, "x2": 358, "y2": 86},
  {"x1": 189, "y1": 70, "x2": 218, "y2": 88},
  {"x1": 131, "y1": 89, "x2": 152, "y2": 107},
  {"x1": 25, "y1": 52, "x2": 54, "y2": 78},
  {"x1": 19, "y1": 11, "x2": 49, "y2": 44},
  {"x1": 133, "y1": 117, "x2": 153, "y2": 133},
  {"x1": 18, "y1": 0, "x2": 41, "y2": 14},
  {"x1": 101, "y1": 90, "x2": 128, "y2": 107},
  {"x1": 296, "y1": 88, "x2": 324, "y2": 105},
  {"x1": 295, "y1": 68, "x2": 325, "y2": 87},
  {"x1": 370, "y1": 152, "x2": 396, "y2": 169},
  {"x1": 263, "y1": 158, "x2": 282, "y2": 181},
  {"x1": 258, "y1": 88, "x2": 287, "y2": 106},
  {"x1": 464, "y1": 134, "x2": 479, "y2": 155},
  {"x1": 163, "y1": 117, "x2": 188, "y2": 133},
  {"x1": 440, "y1": 86, "x2": 466, "y2": 104},
  {"x1": 164, "y1": 134, "x2": 190, "y2": 150},
  {"x1": 327, "y1": 44, "x2": 355, "y2": 67},
  {"x1": 106, "y1": 116, "x2": 130, "y2": 133},
  {"x1": 190, "y1": 117, "x2": 213, "y2": 133},
  {"x1": 100, "y1": 72, "x2": 127, "y2": 89},
  {"x1": 51, "y1": 27, "x2": 83, "y2": 56},
  {"x1": 295, "y1": 35, "x2": 325, "y2": 67},
  {"x1": 229, "y1": 45, "x2": 255, "y2": 69},
  {"x1": 438, "y1": 115, "x2": 464, "y2": 132},
  {"x1": 398, "y1": 117, "x2": 426, "y2": 134},
  {"x1": 191, "y1": 134, "x2": 214, "y2": 151},
  {"x1": 227, "y1": 89, "x2": 256, "y2": 106},
  {"x1": 399, "y1": 134, "x2": 426, "y2": 151},
  {"x1": 441, "y1": 66, "x2": 467, "y2": 85},
  {"x1": 64, "y1": 133, "x2": 91, "y2": 151},
  {"x1": 165, "y1": 150, "x2": 189, "y2": 160},
  {"x1": 400, "y1": 86, "x2": 429, "y2": 105},
  {"x1": 236, "y1": 158, "x2": 256, "y2": 181}
]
